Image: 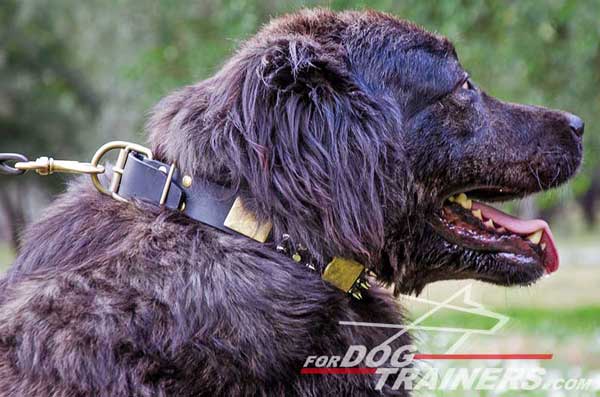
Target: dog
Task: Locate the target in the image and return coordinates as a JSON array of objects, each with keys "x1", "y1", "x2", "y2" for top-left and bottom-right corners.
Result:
[{"x1": 0, "y1": 9, "x2": 583, "y2": 396}]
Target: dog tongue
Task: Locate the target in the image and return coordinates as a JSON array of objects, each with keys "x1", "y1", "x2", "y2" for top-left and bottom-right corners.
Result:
[{"x1": 471, "y1": 201, "x2": 559, "y2": 273}]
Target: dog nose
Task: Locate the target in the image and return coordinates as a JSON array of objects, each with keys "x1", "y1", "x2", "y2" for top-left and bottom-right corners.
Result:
[{"x1": 566, "y1": 113, "x2": 585, "y2": 137}]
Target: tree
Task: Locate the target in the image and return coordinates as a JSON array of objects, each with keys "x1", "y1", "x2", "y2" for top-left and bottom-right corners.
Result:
[
  {"x1": 2, "y1": 0, "x2": 598, "y2": 254},
  {"x1": 0, "y1": 0, "x2": 98, "y2": 251}
]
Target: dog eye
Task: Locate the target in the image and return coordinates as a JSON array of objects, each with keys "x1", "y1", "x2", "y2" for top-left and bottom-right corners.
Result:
[{"x1": 461, "y1": 79, "x2": 473, "y2": 90}]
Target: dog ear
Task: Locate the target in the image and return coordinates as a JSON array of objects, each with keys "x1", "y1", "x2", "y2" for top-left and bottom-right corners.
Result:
[
  {"x1": 147, "y1": 34, "x2": 402, "y2": 261},
  {"x1": 231, "y1": 35, "x2": 399, "y2": 260},
  {"x1": 257, "y1": 35, "x2": 346, "y2": 92}
]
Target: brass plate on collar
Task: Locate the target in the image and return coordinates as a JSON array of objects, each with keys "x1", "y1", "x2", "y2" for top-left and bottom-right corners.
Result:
[
  {"x1": 224, "y1": 197, "x2": 272, "y2": 243},
  {"x1": 322, "y1": 257, "x2": 365, "y2": 293}
]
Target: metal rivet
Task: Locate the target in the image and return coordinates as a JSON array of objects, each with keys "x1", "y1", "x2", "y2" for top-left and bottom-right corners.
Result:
[{"x1": 182, "y1": 175, "x2": 193, "y2": 188}]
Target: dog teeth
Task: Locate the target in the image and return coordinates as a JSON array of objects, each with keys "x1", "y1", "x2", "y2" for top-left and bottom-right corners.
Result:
[
  {"x1": 540, "y1": 243, "x2": 546, "y2": 251},
  {"x1": 496, "y1": 227, "x2": 506, "y2": 233},
  {"x1": 472, "y1": 209, "x2": 483, "y2": 220},
  {"x1": 484, "y1": 219, "x2": 495, "y2": 229},
  {"x1": 526, "y1": 230, "x2": 543, "y2": 245},
  {"x1": 455, "y1": 193, "x2": 472, "y2": 210}
]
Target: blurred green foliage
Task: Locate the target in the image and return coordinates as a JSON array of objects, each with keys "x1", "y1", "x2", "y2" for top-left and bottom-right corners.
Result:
[
  {"x1": 0, "y1": 0, "x2": 98, "y2": 162},
  {"x1": 131, "y1": 0, "x2": 600, "y2": 207},
  {"x1": 1, "y1": 0, "x2": 599, "y2": 248}
]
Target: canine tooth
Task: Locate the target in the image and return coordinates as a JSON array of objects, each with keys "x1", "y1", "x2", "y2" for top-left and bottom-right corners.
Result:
[
  {"x1": 455, "y1": 193, "x2": 472, "y2": 209},
  {"x1": 472, "y1": 209, "x2": 483, "y2": 220},
  {"x1": 484, "y1": 219, "x2": 495, "y2": 229},
  {"x1": 527, "y1": 230, "x2": 543, "y2": 245},
  {"x1": 540, "y1": 243, "x2": 546, "y2": 251},
  {"x1": 497, "y1": 227, "x2": 506, "y2": 233}
]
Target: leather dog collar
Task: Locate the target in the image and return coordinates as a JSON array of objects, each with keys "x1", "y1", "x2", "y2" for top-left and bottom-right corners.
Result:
[
  {"x1": 118, "y1": 152, "x2": 273, "y2": 242},
  {"x1": 4, "y1": 141, "x2": 372, "y2": 299},
  {"x1": 116, "y1": 150, "x2": 371, "y2": 299}
]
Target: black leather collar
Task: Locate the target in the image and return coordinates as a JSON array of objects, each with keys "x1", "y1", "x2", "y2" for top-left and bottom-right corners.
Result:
[
  {"x1": 117, "y1": 152, "x2": 272, "y2": 241},
  {"x1": 113, "y1": 151, "x2": 369, "y2": 299},
  {"x1": 2, "y1": 141, "x2": 371, "y2": 298}
]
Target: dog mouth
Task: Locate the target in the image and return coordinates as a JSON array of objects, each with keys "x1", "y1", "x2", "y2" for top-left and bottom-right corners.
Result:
[{"x1": 431, "y1": 189, "x2": 559, "y2": 276}]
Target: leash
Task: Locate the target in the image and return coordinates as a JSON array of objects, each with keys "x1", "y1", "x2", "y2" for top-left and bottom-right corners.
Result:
[{"x1": 0, "y1": 141, "x2": 372, "y2": 299}]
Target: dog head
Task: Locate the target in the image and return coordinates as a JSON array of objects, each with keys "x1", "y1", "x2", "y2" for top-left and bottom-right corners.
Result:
[{"x1": 148, "y1": 10, "x2": 583, "y2": 294}]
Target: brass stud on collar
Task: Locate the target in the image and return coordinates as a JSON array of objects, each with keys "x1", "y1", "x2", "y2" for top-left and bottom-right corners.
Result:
[
  {"x1": 224, "y1": 197, "x2": 272, "y2": 242},
  {"x1": 182, "y1": 175, "x2": 193, "y2": 188}
]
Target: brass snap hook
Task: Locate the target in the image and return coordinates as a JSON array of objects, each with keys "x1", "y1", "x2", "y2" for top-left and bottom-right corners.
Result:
[
  {"x1": 14, "y1": 157, "x2": 105, "y2": 176},
  {"x1": 2, "y1": 141, "x2": 154, "y2": 203}
]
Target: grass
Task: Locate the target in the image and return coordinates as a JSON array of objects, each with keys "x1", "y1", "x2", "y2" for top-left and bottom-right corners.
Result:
[
  {"x1": 0, "y1": 244, "x2": 13, "y2": 274},
  {"x1": 410, "y1": 306, "x2": 600, "y2": 336},
  {"x1": 501, "y1": 306, "x2": 600, "y2": 334},
  {"x1": 405, "y1": 306, "x2": 600, "y2": 396}
]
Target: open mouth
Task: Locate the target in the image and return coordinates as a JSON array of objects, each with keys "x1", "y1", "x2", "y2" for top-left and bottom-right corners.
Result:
[{"x1": 433, "y1": 190, "x2": 559, "y2": 275}]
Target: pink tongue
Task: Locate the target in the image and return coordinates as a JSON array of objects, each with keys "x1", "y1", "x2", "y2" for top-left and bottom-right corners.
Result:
[{"x1": 471, "y1": 201, "x2": 559, "y2": 273}]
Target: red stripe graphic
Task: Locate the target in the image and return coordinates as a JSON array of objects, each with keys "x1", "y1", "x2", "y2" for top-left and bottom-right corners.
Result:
[
  {"x1": 414, "y1": 354, "x2": 553, "y2": 360},
  {"x1": 301, "y1": 354, "x2": 554, "y2": 374},
  {"x1": 300, "y1": 368, "x2": 377, "y2": 375},
  {"x1": 300, "y1": 354, "x2": 554, "y2": 375}
]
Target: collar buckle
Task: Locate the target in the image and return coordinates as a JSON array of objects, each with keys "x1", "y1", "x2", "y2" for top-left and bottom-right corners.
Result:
[
  {"x1": 159, "y1": 164, "x2": 177, "y2": 205},
  {"x1": 90, "y1": 141, "x2": 154, "y2": 203}
]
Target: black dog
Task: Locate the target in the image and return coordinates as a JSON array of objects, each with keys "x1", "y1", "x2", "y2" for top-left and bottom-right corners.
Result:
[{"x1": 0, "y1": 9, "x2": 583, "y2": 396}]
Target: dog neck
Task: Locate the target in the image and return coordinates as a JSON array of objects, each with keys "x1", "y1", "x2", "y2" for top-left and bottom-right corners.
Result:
[{"x1": 102, "y1": 144, "x2": 372, "y2": 300}]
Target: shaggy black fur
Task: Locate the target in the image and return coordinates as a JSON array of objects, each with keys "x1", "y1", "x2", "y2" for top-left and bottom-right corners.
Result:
[{"x1": 0, "y1": 9, "x2": 583, "y2": 396}]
